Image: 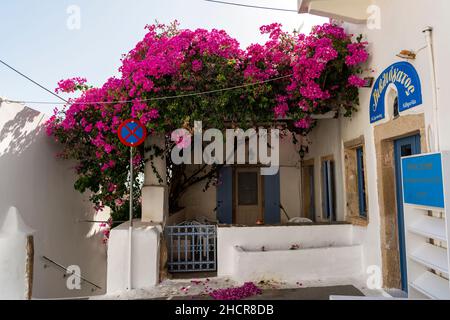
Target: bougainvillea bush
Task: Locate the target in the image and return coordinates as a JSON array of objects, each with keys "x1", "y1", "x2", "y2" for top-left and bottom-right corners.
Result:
[{"x1": 46, "y1": 21, "x2": 368, "y2": 223}]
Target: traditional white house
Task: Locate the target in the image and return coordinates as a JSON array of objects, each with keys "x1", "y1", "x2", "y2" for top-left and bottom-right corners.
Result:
[
  {"x1": 2, "y1": 0, "x2": 448, "y2": 300},
  {"x1": 108, "y1": 0, "x2": 450, "y2": 299}
]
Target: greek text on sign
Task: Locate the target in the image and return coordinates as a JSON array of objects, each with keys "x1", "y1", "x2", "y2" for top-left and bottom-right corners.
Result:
[
  {"x1": 401, "y1": 153, "x2": 444, "y2": 209},
  {"x1": 370, "y1": 61, "x2": 422, "y2": 123},
  {"x1": 118, "y1": 119, "x2": 147, "y2": 147}
]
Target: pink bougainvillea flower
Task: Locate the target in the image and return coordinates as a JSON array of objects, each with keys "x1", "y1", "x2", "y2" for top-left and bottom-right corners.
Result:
[
  {"x1": 274, "y1": 95, "x2": 289, "y2": 118},
  {"x1": 298, "y1": 100, "x2": 310, "y2": 112},
  {"x1": 171, "y1": 129, "x2": 192, "y2": 149},
  {"x1": 101, "y1": 159, "x2": 116, "y2": 172},
  {"x1": 140, "y1": 108, "x2": 159, "y2": 124},
  {"x1": 115, "y1": 198, "x2": 125, "y2": 207},
  {"x1": 95, "y1": 121, "x2": 108, "y2": 132},
  {"x1": 260, "y1": 23, "x2": 283, "y2": 40},
  {"x1": 55, "y1": 77, "x2": 87, "y2": 94},
  {"x1": 45, "y1": 116, "x2": 56, "y2": 136},
  {"x1": 84, "y1": 123, "x2": 93, "y2": 133},
  {"x1": 104, "y1": 144, "x2": 114, "y2": 154},
  {"x1": 346, "y1": 42, "x2": 369, "y2": 66},
  {"x1": 132, "y1": 153, "x2": 143, "y2": 167},
  {"x1": 107, "y1": 183, "x2": 117, "y2": 193},
  {"x1": 191, "y1": 59, "x2": 203, "y2": 72},
  {"x1": 294, "y1": 117, "x2": 314, "y2": 130},
  {"x1": 312, "y1": 23, "x2": 348, "y2": 40},
  {"x1": 348, "y1": 75, "x2": 366, "y2": 87}
]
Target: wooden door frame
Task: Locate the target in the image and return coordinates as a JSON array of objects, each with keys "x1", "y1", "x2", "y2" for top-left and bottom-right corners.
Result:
[
  {"x1": 374, "y1": 114, "x2": 427, "y2": 289},
  {"x1": 302, "y1": 159, "x2": 315, "y2": 221}
]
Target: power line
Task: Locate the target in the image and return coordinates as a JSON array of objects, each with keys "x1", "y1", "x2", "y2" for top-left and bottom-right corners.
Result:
[
  {"x1": 2, "y1": 73, "x2": 293, "y2": 106},
  {"x1": 204, "y1": 0, "x2": 297, "y2": 12},
  {"x1": 0, "y1": 59, "x2": 68, "y2": 103}
]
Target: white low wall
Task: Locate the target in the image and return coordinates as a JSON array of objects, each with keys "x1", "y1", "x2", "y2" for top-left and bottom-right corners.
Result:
[
  {"x1": 232, "y1": 245, "x2": 363, "y2": 284},
  {"x1": 217, "y1": 224, "x2": 354, "y2": 277},
  {"x1": 107, "y1": 220, "x2": 160, "y2": 294}
]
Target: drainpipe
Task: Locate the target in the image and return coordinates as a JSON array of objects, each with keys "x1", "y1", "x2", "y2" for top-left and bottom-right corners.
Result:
[{"x1": 423, "y1": 26, "x2": 440, "y2": 152}]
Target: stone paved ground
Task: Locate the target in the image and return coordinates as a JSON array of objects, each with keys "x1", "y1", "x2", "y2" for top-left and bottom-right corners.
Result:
[
  {"x1": 95, "y1": 275, "x2": 388, "y2": 300},
  {"x1": 158, "y1": 285, "x2": 364, "y2": 300}
]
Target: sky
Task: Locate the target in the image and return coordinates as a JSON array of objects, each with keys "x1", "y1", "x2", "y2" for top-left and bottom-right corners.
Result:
[{"x1": 0, "y1": 0, "x2": 326, "y2": 115}]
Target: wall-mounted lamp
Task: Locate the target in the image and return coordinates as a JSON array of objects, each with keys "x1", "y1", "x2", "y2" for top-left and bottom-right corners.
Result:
[
  {"x1": 362, "y1": 77, "x2": 374, "y2": 88},
  {"x1": 396, "y1": 50, "x2": 417, "y2": 60},
  {"x1": 299, "y1": 145, "x2": 309, "y2": 160}
]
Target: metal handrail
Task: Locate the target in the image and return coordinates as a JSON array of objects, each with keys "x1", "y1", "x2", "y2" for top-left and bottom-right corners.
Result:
[
  {"x1": 77, "y1": 219, "x2": 127, "y2": 224},
  {"x1": 41, "y1": 256, "x2": 102, "y2": 290}
]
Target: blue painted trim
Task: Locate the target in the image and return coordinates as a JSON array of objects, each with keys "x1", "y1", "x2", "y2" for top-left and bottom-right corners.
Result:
[
  {"x1": 394, "y1": 134, "x2": 421, "y2": 292},
  {"x1": 216, "y1": 166, "x2": 233, "y2": 224},
  {"x1": 322, "y1": 160, "x2": 335, "y2": 220},
  {"x1": 370, "y1": 61, "x2": 423, "y2": 123},
  {"x1": 356, "y1": 147, "x2": 367, "y2": 217},
  {"x1": 264, "y1": 170, "x2": 281, "y2": 224}
]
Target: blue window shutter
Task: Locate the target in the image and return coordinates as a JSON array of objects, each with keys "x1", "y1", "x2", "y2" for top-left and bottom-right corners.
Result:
[
  {"x1": 216, "y1": 166, "x2": 233, "y2": 224},
  {"x1": 264, "y1": 170, "x2": 280, "y2": 224},
  {"x1": 322, "y1": 161, "x2": 330, "y2": 219},
  {"x1": 322, "y1": 160, "x2": 335, "y2": 220},
  {"x1": 356, "y1": 147, "x2": 367, "y2": 217}
]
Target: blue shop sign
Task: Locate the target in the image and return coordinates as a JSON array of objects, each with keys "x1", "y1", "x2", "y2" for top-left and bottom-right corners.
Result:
[
  {"x1": 402, "y1": 153, "x2": 444, "y2": 209},
  {"x1": 370, "y1": 61, "x2": 422, "y2": 123}
]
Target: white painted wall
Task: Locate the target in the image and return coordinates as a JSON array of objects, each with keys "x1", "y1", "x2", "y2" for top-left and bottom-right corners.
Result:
[
  {"x1": 217, "y1": 224, "x2": 354, "y2": 277},
  {"x1": 304, "y1": 0, "x2": 450, "y2": 285},
  {"x1": 0, "y1": 234, "x2": 29, "y2": 299},
  {"x1": 231, "y1": 244, "x2": 363, "y2": 284},
  {"x1": 107, "y1": 220, "x2": 160, "y2": 294},
  {"x1": 0, "y1": 207, "x2": 33, "y2": 300},
  {"x1": 305, "y1": 118, "x2": 344, "y2": 222},
  {"x1": 280, "y1": 166, "x2": 302, "y2": 222},
  {"x1": 0, "y1": 100, "x2": 108, "y2": 298}
]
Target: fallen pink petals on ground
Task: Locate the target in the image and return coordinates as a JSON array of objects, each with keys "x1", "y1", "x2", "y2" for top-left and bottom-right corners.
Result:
[{"x1": 209, "y1": 282, "x2": 262, "y2": 300}]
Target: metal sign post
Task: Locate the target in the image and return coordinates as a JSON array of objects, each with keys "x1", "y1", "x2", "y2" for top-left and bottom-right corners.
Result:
[
  {"x1": 127, "y1": 146, "x2": 133, "y2": 291},
  {"x1": 118, "y1": 119, "x2": 147, "y2": 292}
]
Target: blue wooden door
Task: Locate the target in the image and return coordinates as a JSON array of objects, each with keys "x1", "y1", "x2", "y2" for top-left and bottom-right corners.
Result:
[
  {"x1": 394, "y1": 134, "x2": 421, "y2": 292},
  {"x1": 264, "y1": 170, "x2": 281, "y2": 224},
  {"x1": 216, "y1": 166, "x2": 233, "y2": 224}
]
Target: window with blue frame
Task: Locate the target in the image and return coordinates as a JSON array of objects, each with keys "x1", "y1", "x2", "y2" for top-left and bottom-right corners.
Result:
[{"x1": 356, "y1": 147, "x2": 367, "y2": 217}]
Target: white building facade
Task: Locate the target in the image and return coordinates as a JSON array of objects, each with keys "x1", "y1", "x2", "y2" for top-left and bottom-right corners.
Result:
[
  {"x1": 298, "y1": 0, "x2": 450, "y2": 295},
  {"x1": 2, "y1": 0, "x2": 448, "y2": 300},
  {"x1": 120, "y1": 0, "x2": 450, "y2": 297}
]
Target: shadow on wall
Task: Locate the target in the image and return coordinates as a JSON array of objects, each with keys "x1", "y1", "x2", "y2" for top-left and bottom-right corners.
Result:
[
  {"x1": 0, "y1": 106, "x2": 43, "y2": 157},
  {"x1": 0, "y1": 101, "x2": 108, "y2": 299}
]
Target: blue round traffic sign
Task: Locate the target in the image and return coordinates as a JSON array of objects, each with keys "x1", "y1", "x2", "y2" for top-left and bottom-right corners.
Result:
[{"x1": 118, "y1": 119, "x2": 147, "y2": 147}]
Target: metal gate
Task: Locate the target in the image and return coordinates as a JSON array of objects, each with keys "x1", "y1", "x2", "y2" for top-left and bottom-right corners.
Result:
[{"x1": 165, "y1": 222, "x2": 217, "y2": 273}]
